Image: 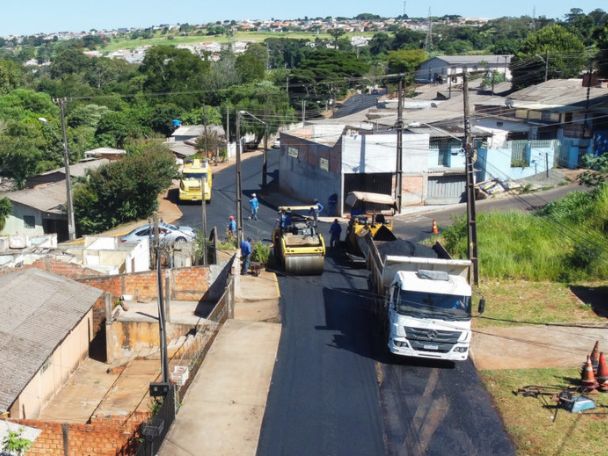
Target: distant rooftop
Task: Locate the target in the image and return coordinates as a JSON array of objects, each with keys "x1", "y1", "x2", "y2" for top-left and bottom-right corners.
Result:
[
  {"x1": 0, "y1": 269, "x2": 103, "y2": 412},
  {"x1": 431, "y1": 55, "x2": 512, "y2": 65},
  {"x1": 39, "y1": 158, "x2": 109, "y2": 179},
  {"x1": 3, "y1": 180, "x2": 67, "y2": 213},
  {"x1": 172, "y1": 125, "x2": 226, "y2": 138}
]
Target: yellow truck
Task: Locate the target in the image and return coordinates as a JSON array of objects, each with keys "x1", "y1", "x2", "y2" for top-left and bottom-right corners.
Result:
[{"x1": 178, "y1": 159, "x2": 213, "y2": 203}]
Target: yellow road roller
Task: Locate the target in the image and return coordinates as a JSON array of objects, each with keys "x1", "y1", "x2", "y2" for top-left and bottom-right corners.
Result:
[
  {"x1": 272, "y1": 205, "x2": 325, "y2": 275},
  {"x1": 345, "y1": 191, "x2": 397, "y2": 257}
]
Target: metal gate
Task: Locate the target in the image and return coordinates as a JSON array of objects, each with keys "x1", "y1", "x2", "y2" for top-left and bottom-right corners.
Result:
[{"x1": 426, "y1": 175, "x2": 466, "y2": 205}]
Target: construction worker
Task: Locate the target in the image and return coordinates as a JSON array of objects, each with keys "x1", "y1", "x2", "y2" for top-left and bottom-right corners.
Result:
[
  {"x1": 309, "y1": 198, "x2": 324, "y2": 225},
  {"x1": 329, "y1": 219, "x2": 342, "y2": 248},
  {"x1": 249, "y1": 193, "x2": 259, "y2": 221},
  {"x1": 227, "y1": 215, "x2": 237, "y2": 240},
  {"x1": 240, "y1": 237, "x2": 252, "y2": 275},
  {"x1": 279, "y1": 210, "x2": 289, "y2": 231}
]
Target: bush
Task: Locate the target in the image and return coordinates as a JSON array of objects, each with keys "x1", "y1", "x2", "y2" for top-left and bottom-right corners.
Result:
[{"x1": 251, "y1": 241, "x2": 271, "y2": 265}]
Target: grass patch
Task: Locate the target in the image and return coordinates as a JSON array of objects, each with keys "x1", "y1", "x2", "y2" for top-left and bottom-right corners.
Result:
[
  {"x1": 474, "y1": 280, "x2": 605, "y2": 328},
  {"x1": 442, "y1": 186, "x2": 608, "y2": 282},
  {"x1": 481, "y1": 368, "x2": 608, "y2": 456},
  {"x1": 103, "y1": 31, "x2": 376, "y2": 51}
]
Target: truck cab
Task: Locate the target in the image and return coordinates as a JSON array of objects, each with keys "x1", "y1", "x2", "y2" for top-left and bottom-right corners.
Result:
[
  {"x1": 387, "y1": 269, "x2": 472, "y2": 361},
  {"x1": 179, "y1": 159, "x2": 212, "y2": 203}
]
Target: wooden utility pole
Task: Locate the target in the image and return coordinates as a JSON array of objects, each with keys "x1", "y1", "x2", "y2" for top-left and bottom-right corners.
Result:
[
  {"x1": 55, "y1": 98, "x2": 76, "y2": 240},
  {"x1": 395, "y1": 78, "x2": 404, "y2": 214},
  {"x1": 463, "y1": 72, "x2": 479, "y2": 286},
  {"x1": 153, "y1": 214, "x2": 169, "y2": 383},
  {"x1": 226, "y1": 108, "x2": 230, "y2": 154},
  {"x1": 544, "y1": 50, "x2": 549, "y2": 82},
  {"x1": 201, "y1": 173, "x2": 208, "y2": 266},
  {"x1": 263, "y1": 125, "x2": 268, "y2": 187},
  {"x1": 235, "y1": 111, "x2": 244, "y2": 244}
]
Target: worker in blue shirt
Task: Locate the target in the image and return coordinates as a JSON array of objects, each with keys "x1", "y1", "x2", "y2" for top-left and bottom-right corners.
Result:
[
  {"x1": 227, "y1": 215, "x2": 237, "y2": 240},
  {"x1": 310, "y1": 198, "x2": 324, "y2": 224},
  {"x1": 240, "y1": 237, "x2": 252, "y2": 275},
  {"x1": 249, "y1": 193, "x2": 259, "y2": 221},
  {"x1": 329, "y1": 219, "x2": 342, "y2": 248}
]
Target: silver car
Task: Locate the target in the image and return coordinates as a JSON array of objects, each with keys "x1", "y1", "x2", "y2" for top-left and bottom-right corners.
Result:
[{"x1": 121, "y1": 222, "x2": 196, "y2": 246}]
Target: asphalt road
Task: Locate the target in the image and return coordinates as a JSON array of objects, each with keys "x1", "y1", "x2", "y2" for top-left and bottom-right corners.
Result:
[{"x1": 174, "y1": 155, "x2": 586, "y2": 455}]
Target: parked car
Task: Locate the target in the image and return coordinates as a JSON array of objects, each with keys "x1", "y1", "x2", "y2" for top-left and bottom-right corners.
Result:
[{"x1": 121, "y1": 222, "x2": 196, "y2": 246}]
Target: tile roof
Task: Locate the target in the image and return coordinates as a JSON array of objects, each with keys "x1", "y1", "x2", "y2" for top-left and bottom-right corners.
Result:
[{"x1": 0, "y1": 269, "x2": 103, "y2": 412}]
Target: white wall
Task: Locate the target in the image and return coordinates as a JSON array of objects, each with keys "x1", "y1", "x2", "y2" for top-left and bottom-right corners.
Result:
[
  {"x1": 1, "y1": 203, "x2": 44, "y2": 237},
  {"x1": 341, "y1": 133, "x2": 430, "y2": 174}
]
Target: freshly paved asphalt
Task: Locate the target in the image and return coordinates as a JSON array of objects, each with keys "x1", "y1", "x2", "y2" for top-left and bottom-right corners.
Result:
[{"x1": 174, "y1": 154, "x2": 595, "y2": 455}]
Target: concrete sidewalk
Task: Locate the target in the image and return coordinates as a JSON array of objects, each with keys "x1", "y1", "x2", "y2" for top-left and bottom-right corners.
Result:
[{"x1": 159, "y1": 266, "x2": 281, "y2": 456}]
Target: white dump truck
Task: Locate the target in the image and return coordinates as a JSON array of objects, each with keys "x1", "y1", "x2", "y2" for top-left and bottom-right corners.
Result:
[{"x1": 358, "y1": 232, "x2": 483, "y2": 361}]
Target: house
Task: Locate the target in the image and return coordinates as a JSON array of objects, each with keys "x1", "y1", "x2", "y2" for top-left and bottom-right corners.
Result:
[
  {"x1": 0, "y1": 269, "x2": 104, "y2": 419},
  {"x1": 474, "y1": 79, "x2": 608, "y2": 168},
  {"x1": 171, "y1": 124, "x2": 226, "y2": 142},
  {"x1": 279, "y1": 123, "x2": 446, "y2": 213},
  {"x1": 25, "y1": 158, "x2": 109, "y2": 188},
  {"x1": 416, "y1": 55, "x2": 512, "y2": 84},
  {"x1": 1, "y1": 181, "x2": 69, "y2": 241}
]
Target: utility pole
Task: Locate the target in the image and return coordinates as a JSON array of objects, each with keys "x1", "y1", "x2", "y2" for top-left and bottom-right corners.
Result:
[
  {"x1": 226, "y1": 108, "x2": 230, "y2": 154},
  {"x1": 235, "y1": 111, "x2": 244, "y2": 244},
  {"x1": 201, "y1": 173, "x2": 208, "y2": 266},
  {"x1": 583, "y1": 60, "x2": 593, "y2": 138},
  {"x1": 395, "y1": 77, "x2": 404, "y2": 214},
  {"x1": 263, "y1": 124, "x2": 268, "y2": 187},
  {"x1": 462, "y1": 72, "x2": 479, "y2": 286},
  {"x1": 302, "y1": 100, "x2": 306, "y2": 125},
  {"x1": 544, "y1": 50, "x2": 549, "y2": 82},
  {"x1": 55, "y1": 98, "x2": 76, "y2": 240},
  {"x1": 153, "y1": 214, "x2": 169, "y2": 384}
]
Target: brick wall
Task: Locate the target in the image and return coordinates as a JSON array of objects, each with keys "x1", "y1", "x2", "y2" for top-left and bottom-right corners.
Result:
[
  {"x1": 77, "y1": 266, "x2": 210, "y2": 301},
  {"x1": 30, "y1": 258, "x2": 103, "y2": 279},
  {"x1": 13, "y1": 412, "x2": 149, "y2": 455}
]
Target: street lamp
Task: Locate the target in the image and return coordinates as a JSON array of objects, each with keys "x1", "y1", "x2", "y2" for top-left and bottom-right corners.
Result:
[{"x1": 39, "y1": 106, "x2": 76, "y2": 241}]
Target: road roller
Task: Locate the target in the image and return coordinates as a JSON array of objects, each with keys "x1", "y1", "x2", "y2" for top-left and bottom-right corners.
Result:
[
  {"x1": 272, "y1": 205, "x2": 325, "y2": 275},
  {"x1": 345, "y1": 191, "x2": 397, "y2": 258}
]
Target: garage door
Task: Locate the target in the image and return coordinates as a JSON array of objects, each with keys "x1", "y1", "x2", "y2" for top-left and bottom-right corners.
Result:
[{"x1": 427, "y1": 175, "x2": 466, "y2": 205}]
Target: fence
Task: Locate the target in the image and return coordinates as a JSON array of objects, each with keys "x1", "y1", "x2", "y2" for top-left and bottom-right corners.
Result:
[
  {"x1": 133, "y1": 257, "x2": 236, "y2": 456},
  {"x1": 136, "y1": 387, "x2": 176, "y2": 456}
]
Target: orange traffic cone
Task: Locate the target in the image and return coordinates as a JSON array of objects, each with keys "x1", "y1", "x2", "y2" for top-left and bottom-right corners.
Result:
[
  {"x1": 597, "y1": 352, "x2": 608, "y2": 392},
  {"x1": 591, "y1": 341, "x2": 600, "y2": 372},
  {"x1": 432, "y1": 219, "x2": 439, "y2": 235},
  {"x1": 581, "y1": 355, "x2": 599, "y2": 390}
]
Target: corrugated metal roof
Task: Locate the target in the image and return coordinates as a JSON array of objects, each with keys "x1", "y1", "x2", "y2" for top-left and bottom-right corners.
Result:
[
  {"x1": 432, "y1": 55, "x2": 512, "y2": 65},
  {"x1": 172, "y1": 124, "x2": 226, "y2": 138},
  {"x1": 39, "y1": 159, "x2": 109, "y2": 179},
  {"x1": 2, "y1": 181, "x2": 67, "y2": 213},
  {"x1": 0, "y1": 269, "x2": 103, "y2": 412},
  {"x1": 476, "y1": 79, "x2": 608, "y2": 110}
]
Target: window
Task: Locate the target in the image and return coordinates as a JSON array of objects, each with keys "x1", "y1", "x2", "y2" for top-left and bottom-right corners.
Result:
[
  {"x1": 23, "y1": 215, "x2": 35, "y2": 229},
  {"x1": 564, "y1": 112, "x2": 573, "y2": 123}
]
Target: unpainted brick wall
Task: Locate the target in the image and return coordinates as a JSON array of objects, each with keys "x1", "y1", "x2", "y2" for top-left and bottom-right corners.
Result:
[
  {"x1": 77, "y1": 266, "x2": 210, "y2": 301},
  {"x1": 30, "y1": 258, "x2": 104, "y2": 279},
  {"x1": 13, "y1": 412, "x2": 149, "y2": 456}
]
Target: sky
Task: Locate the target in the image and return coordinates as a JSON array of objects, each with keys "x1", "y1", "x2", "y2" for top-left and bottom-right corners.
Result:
[{"x1": 0, "y1": 0, "x2": 606, "y2": 36}]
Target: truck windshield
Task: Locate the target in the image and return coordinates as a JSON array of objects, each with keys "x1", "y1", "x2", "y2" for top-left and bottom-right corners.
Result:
[
  {"x1": 395, "y1": 289, "x2": 471, "y2": 320},
  {"x1": 183, "y1": 172, "x2": 205, "y2": 179}
]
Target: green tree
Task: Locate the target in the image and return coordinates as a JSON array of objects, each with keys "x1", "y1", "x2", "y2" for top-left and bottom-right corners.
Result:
[
  {"x1": 0, "y1": 197, "x2": 11, "y2": 231},
  {"x1": 597, "y1": 25, "x2": 608, "y2": 78},
  {"x1": 328, "y1": 29, "x2": 346, "y2": 47},
  {"x1": 95, "y1": 111, "x2": 145, "y2": 147},
  {"x1": 386, "y1": 49, "x2": 428, "y2": 79},
  {"x1": 50, "y1": 47, "x2": 90, "y2": 78},
  {"x1": 74, "y1": 144, "x2": 177, "y2": 234},
  {"x1": 0, "y1": 59, "x2": 24, "y2": 94},
  {"x1": 368, "y1": 32, "x2": 392, "y2": 55},
  {"x1": 139, "y1": 46, "x2": 210, "y2": 109},
  {"x1": 510, "y1": 24, "x2": 586, "y2": 89},
  {"x1": 235, "y1": 43, "x2": 267, "y2": 83}
]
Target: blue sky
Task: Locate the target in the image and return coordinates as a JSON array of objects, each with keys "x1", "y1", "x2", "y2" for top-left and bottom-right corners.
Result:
[{"x1": 0, "y1": 1, "x2": 606, "y2": 36}]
